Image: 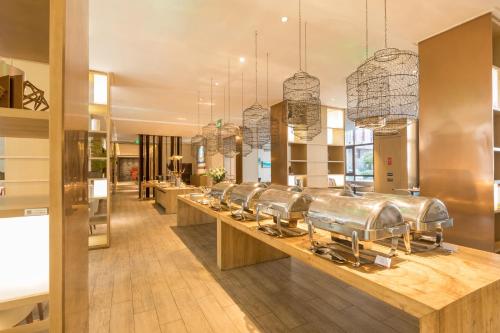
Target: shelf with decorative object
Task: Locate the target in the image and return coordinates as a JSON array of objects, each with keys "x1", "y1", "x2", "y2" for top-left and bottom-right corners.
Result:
[
  {"x1": 272, "y1": 102, "x2": 345, "y2": 187},
  {"x1": 0, "y1": 107, "x2": 48, "y2": 139}
]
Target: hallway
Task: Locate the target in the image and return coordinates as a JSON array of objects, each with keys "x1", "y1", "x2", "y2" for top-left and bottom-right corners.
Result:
[{"x1": 88, "y1": 192, "x2": 418, "y2": 333}]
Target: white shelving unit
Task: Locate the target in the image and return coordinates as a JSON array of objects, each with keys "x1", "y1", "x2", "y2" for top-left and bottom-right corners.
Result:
[{"x1": 88, "y1": 71, "x2": 112, "y2": 249}]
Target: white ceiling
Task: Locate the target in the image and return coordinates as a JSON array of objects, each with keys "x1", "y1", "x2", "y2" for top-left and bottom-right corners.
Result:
[{"x1": 89, "y1": 0, "x2": 500, "y2": 141}]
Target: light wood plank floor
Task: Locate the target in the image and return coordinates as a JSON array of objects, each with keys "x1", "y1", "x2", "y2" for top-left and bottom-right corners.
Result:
[{"x1": 89, "y1": 192, "x2": 419, "y2": 333}]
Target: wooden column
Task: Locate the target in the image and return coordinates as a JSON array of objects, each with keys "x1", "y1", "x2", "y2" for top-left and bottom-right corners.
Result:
[{"x1": 50, "y1": 0, "x2": 89, "y2": 331}]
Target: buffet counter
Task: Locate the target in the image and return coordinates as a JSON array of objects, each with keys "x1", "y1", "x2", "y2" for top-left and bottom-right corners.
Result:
[
  {"x1": 176, "y1": 194, "x2": 500, "y2": 333},
  {"x1": 154, "y1": 185, "x2": 199, "y2": 214}
]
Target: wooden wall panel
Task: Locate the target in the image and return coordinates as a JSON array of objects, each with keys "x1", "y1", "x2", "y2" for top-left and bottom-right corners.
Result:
[{"x1": 419, "y1": 14, "x2": 494, "y2": 251}]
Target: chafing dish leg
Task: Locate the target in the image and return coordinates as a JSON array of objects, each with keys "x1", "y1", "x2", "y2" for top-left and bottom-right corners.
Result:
[
  {"x1": 276, "y1": 212, "x2": 283, "y2": 237},
  {"x1": 256, "y1": 205, "x2": 262, "y2": 227},
  {"x1": 435, "y1": 227, "x2": 443, "y2": 247},
  {"x1": 306, "y1": 217, "x2": 315, "y2": 248},
  {"x1": 403, "y1": 228, "x2": 412, "y2": 255},
  {"x1": 351, "y1": 231, "x2": 360, "y2": 267},
  {"x1": 389, "y1": 237, "x2": 399, "y2": 257}
]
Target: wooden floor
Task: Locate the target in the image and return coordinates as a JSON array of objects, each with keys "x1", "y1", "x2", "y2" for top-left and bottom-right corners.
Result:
[{"x1": 89, "y1": 192, "x2": 419, "y2": 333}]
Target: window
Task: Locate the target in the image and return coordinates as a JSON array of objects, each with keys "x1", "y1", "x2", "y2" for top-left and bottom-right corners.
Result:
[{"x1": 345, "y1": 119, "x2": 373, "y2": 182}]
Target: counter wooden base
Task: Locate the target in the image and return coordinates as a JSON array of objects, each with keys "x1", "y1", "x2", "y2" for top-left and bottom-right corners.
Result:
[
  {"x1": 155, "y1": 186, "x2": 199, "y2": 214},
  {"x1": 176, "y1": 196, "x2": 500, "y2": 333}
]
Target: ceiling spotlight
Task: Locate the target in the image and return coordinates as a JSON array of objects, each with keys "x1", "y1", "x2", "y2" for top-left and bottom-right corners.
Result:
[
  {"x1": 281, "y1": 16, "x2": 288, "y2": 23},
  {"x1": 215, "y1": 82, "x2": 219, "y2": 86},
  {"x1": 239, "y1": 57, "x2": 246, "y2": 63}
]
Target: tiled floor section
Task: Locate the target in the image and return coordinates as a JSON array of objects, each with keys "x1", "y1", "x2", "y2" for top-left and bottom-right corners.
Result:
[{"x1": 89, "y1": 191, "x2": 419, "y2": 332}]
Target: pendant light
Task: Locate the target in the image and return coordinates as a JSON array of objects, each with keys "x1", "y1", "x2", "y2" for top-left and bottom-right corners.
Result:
[
  {"x1": 347, "y1": 0, "x2": 418, "y2": 134},
  {"x1": 202, "y1": 78, "x2": 218, "y2": 156},
  {"x1": 220, "y1": 59, "x2": 241, "y2": 158},
  {"x1": 242, "y1": 31, "x2": 271, "y2": 149},
  {"x1": 283, "y1": 0, "x2": 321, "y2": 140},
  {"x1": 241, "y1": 71, "x2": 253, "y2": 157},
  {"x1": 191, "y1": 91, "x2": 206, "y2": 158},
  {"x1": 292, "y1": 21, "x2": 322, "y2": 141}
]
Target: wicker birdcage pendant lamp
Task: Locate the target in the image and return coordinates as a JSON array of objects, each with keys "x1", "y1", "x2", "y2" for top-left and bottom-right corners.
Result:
[
  {"x1": 191, "y1": 91, "x2": 207, "y2": 158},
  {"x1": 346, "y1": 0, "x2": 418, "y2": 133},
  {"x1": 220, "y1": 60, "x2": 241, "y2": 158},
  {"x1": 202, "y1": 78, "x2": 219, "y2": 156},
  {"x1": 242, "y1": 31, "x2": 271, "y2": 149},
  {"x1": 283, "y1": 0, "x2": 321, "y2": 140}
]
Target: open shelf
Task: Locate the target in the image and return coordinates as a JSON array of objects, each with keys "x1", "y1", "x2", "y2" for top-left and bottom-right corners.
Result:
[
  {"x1": 290, "y1": 143, "x2": 307, "y2": 161},
  {"x1": 289, "y1": 161, "x2": 307, "y2": 175},
  {"x1": 0, "y1": 107, "x2": 49, "y2": 139},
  {"x1": 0, "y1": 195, "x2": 49, "y2": 218},
  {"x1": 88, "y1": 233, "x2": 108, "y2": 249},
  {"x1": 328, "y1": 162, "x2": 345, "y2": 175},
  {"x1": 328, "y1": 145, "x2": 344, "y2": 163}
]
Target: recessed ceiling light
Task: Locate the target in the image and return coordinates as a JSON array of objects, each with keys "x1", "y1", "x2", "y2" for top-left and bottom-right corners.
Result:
[
  {"x1": 281, "y1": 16, "x2": 288, "y2": 23},
  {"x1": 215, "y1": 82, "x2": 219, "y2": 86},
  {"x1": 239, "y1": 57, "x2": 245, "y2": 63}
]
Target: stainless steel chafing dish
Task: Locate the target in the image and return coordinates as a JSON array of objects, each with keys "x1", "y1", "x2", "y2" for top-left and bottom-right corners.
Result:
[
  {"x1": 302, "y1": 187, "x2": 355, "y2": 199},
  {"x1": 255, "y1": 189, "x2": 312, "y2": 237},
  {"x1": 208, "y1": 181, "x2": 235, "y2": 210},
  {"x1": 267, "y1": 184, "x2": 302, "y2": 192},
  {"x1": 306, "y1": 194, "x2": 411, "y2": 267},
  {"x1": 362, "y1": 193, "x2": 453, "y2": 248},
  {"x1": 227, "y1": 182, "x2": 268, "y2": 220}
]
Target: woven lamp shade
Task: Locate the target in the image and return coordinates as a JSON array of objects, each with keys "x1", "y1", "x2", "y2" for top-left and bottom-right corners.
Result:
[
  {"x1": 242, "y1": 104, "x2": 271, "y2": 149},
  {"x1": 347, "y1": 48, "x2": 418, "y2": 131},
  {"x1": 220, "y1": 122, "x2": 240, "y2": 157},
  {"x1": 283, "y1": 71, "x2": 321, "y2": 130},
  {"x1": 202, "y1": 122, "x2": 218, "y2": 156},
  {"x1": 191, "y1": 134, "x2": 206, "y2": 158}
]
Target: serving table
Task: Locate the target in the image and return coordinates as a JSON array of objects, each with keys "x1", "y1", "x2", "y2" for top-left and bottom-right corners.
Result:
[
  {"x1": 176, "y1": 195, "x2": 500, "y2": 333},
  {"x1": 154, "y1": 185, "x2": 200, "y2": 214}
]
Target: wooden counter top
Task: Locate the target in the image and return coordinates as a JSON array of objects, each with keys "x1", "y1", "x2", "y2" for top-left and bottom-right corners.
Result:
[{"x1": 177, "y1": 195, "x2": 500, "y2": 332}]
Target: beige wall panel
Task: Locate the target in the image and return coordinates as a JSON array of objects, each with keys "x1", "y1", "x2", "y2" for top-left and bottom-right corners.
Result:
[
  {"x1": 304, "y1": 175, "x2": 327, "y2": 188},
  {"x1": 307, "y1": 144, "x2": 327, "y2": 163},
  {"x1": 419, "y1": 14, "x2": 494, "y2": 251},
  {"x1": 307, "y1": 162, "x2": 328, "y2": 176}
]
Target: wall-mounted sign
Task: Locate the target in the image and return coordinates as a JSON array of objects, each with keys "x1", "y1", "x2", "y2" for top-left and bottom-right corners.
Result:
[
  {"x1": 387, "y1": 157, "x2": 392, "y2": 166},
  {"x1": 216, "y1": 119, "x2": 222, "y2": 128}
]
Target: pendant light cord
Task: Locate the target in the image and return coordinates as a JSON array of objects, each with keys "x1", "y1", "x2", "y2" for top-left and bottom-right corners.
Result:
[
  {"x1": 384, "y1": 0, "x2": 388, "y2": 48},
  {"x1": 304, "y1": 22, "x2": 307, "y2": 72},
  {"x1": 254, "y1": 31, "x2": 258, "y2": 104},
  {"x1": 266, "y1": 52, "x2": 269, "y2": 107},
  {"x1": 228, "y1": 59, "x2": 231, "y2": 122},
  {"x1": 365, "y1": 0, "x2": 368, "y2": 58},
  {"x1": 210, "y1": 77, "x2": 213, "y2": 121},
  {"x1": 299, "y1": 0, "x2": 302, "y2": 71},
  {"x1": 197, "y1": 90, "x2": 200, "y2": 133}
]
